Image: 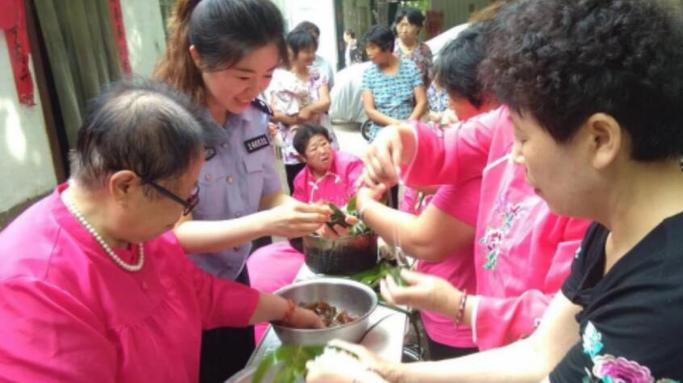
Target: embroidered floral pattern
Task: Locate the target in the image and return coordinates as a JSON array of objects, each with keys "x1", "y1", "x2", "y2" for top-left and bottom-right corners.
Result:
[
  {"x1": 592, "y1": 355, "x2": 654, "y2": 383},
  {"x1": 479, "y1": 200, "x2": 528, "y2": 270},
  {"x1": 580, "y1": 322, "x2": 678, "y2": 383},
  {"x1": 583, "y1": 322, "x2": 604, "y2": 358}
]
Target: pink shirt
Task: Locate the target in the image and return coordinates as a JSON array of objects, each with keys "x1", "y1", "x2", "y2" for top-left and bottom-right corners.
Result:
[
  {"x1": 404, "y1": 106, "x2": 590, "y2": 350},
  {"x1": 292, "y1": 150, "x2": 364, "y2": 206},
  {"x1": 0, "y1": 184, "x2": 260, "y2": 383},
  {"x1": 416, "y1": 181, "x2": 479, "y2": 348}
]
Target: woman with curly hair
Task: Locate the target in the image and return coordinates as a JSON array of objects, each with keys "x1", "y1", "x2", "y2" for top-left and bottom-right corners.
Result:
[{"x1": 307, "y1": 0, "x2": 683, "y2": 381}]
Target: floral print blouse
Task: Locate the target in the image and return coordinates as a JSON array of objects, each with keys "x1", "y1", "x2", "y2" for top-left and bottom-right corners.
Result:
[
  {"x1": 394, "y1": 39, "x2": 433, "y2": 85},
  {"x1": 266, "y1": 68, "x2": 337, "y2": 164}
]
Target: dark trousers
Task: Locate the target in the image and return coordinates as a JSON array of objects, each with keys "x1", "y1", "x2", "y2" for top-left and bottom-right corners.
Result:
[
  {"x1": 199, "y1": 268, "x2": 255, "y2": 383},
  {"x1": 285, "y1": 163, "x2": 306, "y2": 195},
  {"x1": 426, "y1": 336, "x2": 478, "y2": 361}
]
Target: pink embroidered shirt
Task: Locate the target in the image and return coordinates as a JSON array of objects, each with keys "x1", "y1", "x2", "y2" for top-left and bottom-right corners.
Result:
[
  {"x1": 0, "y1": 184, "x2": 260, "y2": 382},
  {"x1": 292, "y1": 150, "x2": 364, "y2": 206},
  {"x1": 403, "y1": 106, "x2": 590, "y2": 350},
  {"x1": 416, "y1": 181, "x2": 479, "y2": 349}
]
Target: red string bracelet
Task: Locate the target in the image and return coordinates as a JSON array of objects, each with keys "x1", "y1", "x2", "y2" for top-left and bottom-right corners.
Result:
[
  {"x1": 454, "y1": 291, "x2": 468, "y2": 328},
  {"x1": 281, "y1": 299, "x2": 297, "y2": 324}
]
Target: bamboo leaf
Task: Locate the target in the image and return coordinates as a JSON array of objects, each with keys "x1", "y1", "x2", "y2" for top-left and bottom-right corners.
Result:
[
  {"x1": 327, "y1": 203, "x2": 351, "y2": 228},
  {"x1": 389, "y1": 267, "x2": 407, "y2": 287},
  {"x1": 253, "y1": 349, "x2": 277, "y2": 383},
  {"x1": 346, "y1": 196, "x2": 357, "y2": 214}
]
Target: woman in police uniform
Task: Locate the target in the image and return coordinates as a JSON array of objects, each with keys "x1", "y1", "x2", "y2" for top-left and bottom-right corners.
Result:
[{"x1": 154, "y1": 0, "x2": 332, "y2": 381}]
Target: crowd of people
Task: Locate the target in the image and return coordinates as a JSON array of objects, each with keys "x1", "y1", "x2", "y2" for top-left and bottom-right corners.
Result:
[{"x1": 0, "y1": 0, "x2": 682, "y2": 382}]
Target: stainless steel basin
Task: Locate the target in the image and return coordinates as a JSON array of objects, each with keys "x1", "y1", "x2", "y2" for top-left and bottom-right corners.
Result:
[{"x1": 271, "y1": 278, "x2": 378, "y2": 346}]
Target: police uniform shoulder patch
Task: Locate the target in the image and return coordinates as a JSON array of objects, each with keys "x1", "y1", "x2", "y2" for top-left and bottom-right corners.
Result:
[
  {"x1": 250, "y1": 98, "x2": 273, "y2": 116},
  {"x1": 244, "y1": 134, "x2": 270, "y2": 153}
]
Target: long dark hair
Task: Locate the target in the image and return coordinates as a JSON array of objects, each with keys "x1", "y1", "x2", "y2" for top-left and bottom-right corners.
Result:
[{"x1": 153, "y1": 0, "x2": 286, "y2": 105}]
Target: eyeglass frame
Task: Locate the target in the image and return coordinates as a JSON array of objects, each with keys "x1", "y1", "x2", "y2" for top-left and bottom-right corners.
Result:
[{"x1": 144, "y1": 179, "x2": 200, "y2": 216}]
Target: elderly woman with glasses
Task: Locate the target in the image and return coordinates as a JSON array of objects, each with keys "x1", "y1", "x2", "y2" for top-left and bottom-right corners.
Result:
[{"x1": 0, "y1": 80, "x2": 323, "y2": 383}]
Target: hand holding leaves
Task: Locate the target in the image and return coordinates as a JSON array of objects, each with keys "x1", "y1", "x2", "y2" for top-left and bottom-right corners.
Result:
[{"x1": 380, "y1": 269, "x2": 461, "y2": 317}]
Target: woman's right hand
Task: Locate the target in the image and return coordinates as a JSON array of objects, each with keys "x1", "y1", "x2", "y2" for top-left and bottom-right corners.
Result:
[
  {"x1": 265, "y1": 200, "x2": 331, "y2": 238},
  {"x1": 286, "y1": 305, "x2": 325, "y2": 329},
  {"x1": 361, "y1": 124, "x2": 417, "y2": 188},
  {"x1": 298, "y1": 106, "x2": 313, "y2": 121}
]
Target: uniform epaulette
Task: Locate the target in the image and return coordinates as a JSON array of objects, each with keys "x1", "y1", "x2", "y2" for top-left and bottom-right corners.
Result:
[{"x1": 250, "y1": 98, "x2": 273, "y2": 116}]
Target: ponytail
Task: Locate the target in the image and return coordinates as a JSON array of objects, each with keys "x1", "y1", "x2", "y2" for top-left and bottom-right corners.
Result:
[
  {"x1": 154, "y1": 0, "x2": 286, "y2": 106},
  {"x1": 153, "y1": 0, "x2": 206, "y2": 105}
]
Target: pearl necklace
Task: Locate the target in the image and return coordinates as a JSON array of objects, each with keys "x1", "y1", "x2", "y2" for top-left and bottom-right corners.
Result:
[{"x1": 63, "y1": 194, "x2": 144, "y2": 272}]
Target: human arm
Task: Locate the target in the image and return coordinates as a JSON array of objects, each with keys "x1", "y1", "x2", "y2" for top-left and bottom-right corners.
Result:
[
  {"x1": 300, "y1": 83, "x2": 331, "y2": 118},
  {"x1": 362, "y1": 110, "x2": 497, "y2": 188},
  {"x1": 271, "y1": 110, "x2": 300, "y2": 125},
  {"x1": 406, "y1": 59, "x2": 427, "y2": 121},
  {"x1": 185, "y1": 248, "x2": 322, "y2": 329},
  {"x1": 356, "y1": 187, "x2": 474, "y2": 262},
  {"x1": 386, "y1": 292, "x2": 580, "y2": 383},
  {"x1": 174, "y1": 193, "x2": 330, "y2": 253},
  {"x1": 250, "y1": 292, "x2": 323, "y2": 328},
  {"x1": 377, "y1": 216, "x2": 587, "y2": 339},
  {"x1": 407, "y1": 85, "x2": 427, "y2": 122},
  {"x1": 362, "y1": 89, "x2": 402, "y2": 127},
  {"x1": 307, "y1": 293, "x2": 580, "y2": 383}
]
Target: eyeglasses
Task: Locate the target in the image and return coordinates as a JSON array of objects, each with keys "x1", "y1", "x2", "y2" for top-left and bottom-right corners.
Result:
[{"x1": 145, "y1": 180, "x2": 200, "y2": 216}]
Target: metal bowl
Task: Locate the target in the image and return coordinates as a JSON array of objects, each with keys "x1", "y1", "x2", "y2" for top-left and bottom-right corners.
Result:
[
  {"x1": 272, "y1": 278, "x2": 378, "y2": 346},
  {"x1": 303, "y1": 233, "x2": 378, "y2": 275}
]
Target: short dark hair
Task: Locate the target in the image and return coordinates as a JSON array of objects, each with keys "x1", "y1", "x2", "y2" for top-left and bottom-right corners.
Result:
[
  {"x1": 483, "y1": 0, "x2": 683, "y2": 161},
  {"x1": 394, "y1": 7, "x2": 425, "y2": 28},
  {"x1": 286, "y1": 30, "x2": 318, "y2": 59},
  {"x1": 435, "y1": 22, "x2": 492, "y2": 108},
  {"x1": 70, "y1": 78, "x2": 209, "y2": 192},
  {"x1": 364, "y1": 25, "x2": 395, "y2": 52},
  {"x1": 293, "y1": 124, "x2": 332, "y2": 157},
  {"x1": 189, "y1": 0, "x2": 287, "y2": 71},
  {"x1": 292, "y1": 21, "x2": 321, "y2": 40}
]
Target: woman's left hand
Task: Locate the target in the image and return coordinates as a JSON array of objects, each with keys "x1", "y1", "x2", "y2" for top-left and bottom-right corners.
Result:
[{"x1": 380, "y1": 269, "x2": 461, "y2": 316}]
